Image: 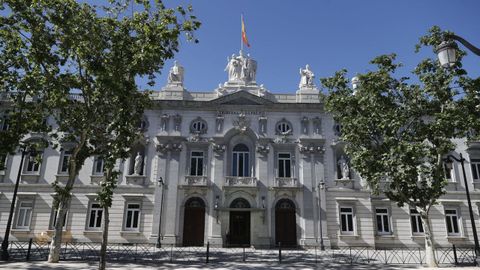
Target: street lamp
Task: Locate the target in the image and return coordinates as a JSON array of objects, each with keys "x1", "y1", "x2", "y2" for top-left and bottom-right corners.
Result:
[
  {"x1": 317, "y1": 181, "x2": 325, "y2": 251},
  {"x1": 156, "y1": 177, "x2": 165, "y2": 248},
  {"x1": 1, "y1": 145, "x2": 37, "y2": 261},
  {"x1": 435, "y1": 34, "x2": 480, "y2": 68},
  {"x1": 443, "y1": 154, "x2": 480, "y2": 262}
]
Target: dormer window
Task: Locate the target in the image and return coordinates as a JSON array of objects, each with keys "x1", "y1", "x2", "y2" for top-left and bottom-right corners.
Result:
[
  {"x1": 190, "y1": 118, "x2": 207, "y2": 134},
  {"x1": 276, "y1": 119, "x2": 292, "y2": 135}
]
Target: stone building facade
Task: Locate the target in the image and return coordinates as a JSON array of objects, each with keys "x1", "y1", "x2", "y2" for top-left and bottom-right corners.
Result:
[{"x1": 0, "y1": 52, "x2": 479, "y2": 248}]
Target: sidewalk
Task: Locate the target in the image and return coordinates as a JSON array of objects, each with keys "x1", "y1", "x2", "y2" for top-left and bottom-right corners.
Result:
[{"x1": 0, "y1": 261, "x2": 478, "y2": 270}]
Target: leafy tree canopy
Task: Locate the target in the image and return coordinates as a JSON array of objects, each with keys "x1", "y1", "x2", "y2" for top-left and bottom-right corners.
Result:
[{"x1": 322, "y1": 26, "x2": 480, "y2": 210}]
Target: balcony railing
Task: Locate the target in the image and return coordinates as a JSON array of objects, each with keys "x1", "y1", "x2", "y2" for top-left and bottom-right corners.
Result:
[
  {"x1": 0, "y1": 92, "x2": 83, "y2": 102},
  {"x1": 274, "y1": 177, "x2": 300, "y2": 188},
  {"x1": 225, "y1": 176, "x2": 257, "y2": 187},
  {"x1": 184, "y1": 176, "x2": 208, "y2": 186}
]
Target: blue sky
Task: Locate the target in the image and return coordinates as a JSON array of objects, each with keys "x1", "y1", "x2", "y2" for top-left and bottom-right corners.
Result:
[
  {"x1": 10, "y1": 1, "x2": 480, "y2": 93},
  {"x1": 139, "y1": 0, "x2": 479, "y2": 93}
]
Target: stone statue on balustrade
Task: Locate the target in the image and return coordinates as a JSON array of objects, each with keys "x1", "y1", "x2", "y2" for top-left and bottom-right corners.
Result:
[
  {"x1": 167, "y1": 61, "x2": 184, "y2": 85},
  {"x1": 337, "y1": 155, "x2": 350, "y2": 180},
  {"x1": 299, "y1": 64, "x2": 315, "y2": 88},
  {"x1": 134, "y1": 152, "x2": 143, "y2": 175},
  {"x1": 224, "y1": 51, "x2": 257, "y2": 84}
]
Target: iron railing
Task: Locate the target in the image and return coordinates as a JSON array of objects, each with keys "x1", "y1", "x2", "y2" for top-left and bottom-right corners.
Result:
[{"x1": 5, "y1": 241, "x2": 477, "y2": 266}]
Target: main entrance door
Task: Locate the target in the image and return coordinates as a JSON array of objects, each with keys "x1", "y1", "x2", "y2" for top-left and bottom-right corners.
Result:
[
  {"x1": 275, "y1": 199, "x2": 297, "y2": 246},
  {"x1": 228, "y1": 198, "x2": 251, "y2": 246},
  {"x1": 182, "y1": 197, "x2": 205, "y2": 246}
]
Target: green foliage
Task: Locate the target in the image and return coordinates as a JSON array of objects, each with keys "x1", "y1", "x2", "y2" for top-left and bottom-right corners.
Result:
[
  {"x1": 322, "y1": 26, "x2": 478, "y2": 210},
  {"x1": 0, "y1": 0, "x2": 200, "y2": 188},
  {"x1": 1, "y1": 0, "x2": 200, "y2": 262}
]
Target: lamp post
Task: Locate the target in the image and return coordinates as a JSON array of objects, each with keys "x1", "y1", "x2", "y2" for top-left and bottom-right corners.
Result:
[
  {"x1": 436, "y1": 34, "x2": 480, "y2": 264},
  {"x1": 1, "y1": 145, "x2": 36, "y2": 261},
  {"x1": 435, "y1": 34, "x2": 480, "y2": 68},
  {"x1": 317, "y1": 181, "x2": 325, "y2": 251},
  {"x1": 156, "y1": 177, "x2": 165, "y2": 248},
  {"x1": 444, "y1": 154, "x2": 480, "y2": 261}
]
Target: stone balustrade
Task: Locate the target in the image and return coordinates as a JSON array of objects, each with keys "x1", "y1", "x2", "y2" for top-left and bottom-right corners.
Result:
[
  {"x1": 225, "y1": 176, "x2": 257, "y2": 187},
  {"x1": 184, "y1": 176, "x2": 209, "y2": 186},
  {"x1": 274, "y1": 177, "x2": 299, "y2": 188}
]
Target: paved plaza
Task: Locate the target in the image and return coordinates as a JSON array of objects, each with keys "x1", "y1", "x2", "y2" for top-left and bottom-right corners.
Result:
[{"x1": 0, "y1": 261, "x2": 479, "y2": 270}]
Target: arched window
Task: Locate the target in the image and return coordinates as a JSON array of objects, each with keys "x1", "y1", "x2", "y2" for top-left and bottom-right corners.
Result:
[
  {"x1": 190, "y1": 117, "x2": 207, "y2": 134},
  {"x1": 138, "y1": 116, "x2": 149, "y2": 132},
  {"x1": 276, "y1": 119, "x2": 292, "y2": 135},
  {"x1": 232, "y1": 144, "x2": 249, "y2": 177},
  {"x1": 276, "y1": 199, "x2": 295, "y2": 209},
  {"x1": 185, "y1": 197, "x2": 205, "y2": 208},
  {"x1": 334, "y1": 122, "x2": 342, "y2": 136},
  {"x1": 230, "y1": 198, "x2": 251, "y2": 208}
]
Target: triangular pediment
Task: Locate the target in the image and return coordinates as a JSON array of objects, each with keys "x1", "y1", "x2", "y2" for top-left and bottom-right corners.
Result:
[{"x1": 210, "y1": 90, "x2": 274, "y2": 105}]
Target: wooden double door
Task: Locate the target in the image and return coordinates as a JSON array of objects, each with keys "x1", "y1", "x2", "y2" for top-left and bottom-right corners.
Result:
[
  {"x1": 182, "y1": 198, "x2": 205, "y2": 246},
  {"x1": 229, "y1": 211, "x2": 251, "y2": 246},
  {"x1": 275, "y1": 199, "x2": 297, "y2": 246}
]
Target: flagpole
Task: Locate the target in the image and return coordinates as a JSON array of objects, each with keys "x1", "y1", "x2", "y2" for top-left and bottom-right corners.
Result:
[{"x1": 240, "y1": 14, "x2": 243, "y2": 53}]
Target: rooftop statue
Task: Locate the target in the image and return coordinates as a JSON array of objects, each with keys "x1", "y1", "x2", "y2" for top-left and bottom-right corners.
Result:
[
  {"x1": 168, "y1": 60, "x2": 184, "y2": 85},
  {"x1": 225, "y1": 51, "x2": 257, "y2": 84},
  {"x1": 299, "y1": 64, "x2": 315, "y2": 88}
]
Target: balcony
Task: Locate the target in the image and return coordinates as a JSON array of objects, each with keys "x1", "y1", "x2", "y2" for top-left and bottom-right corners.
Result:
[
  {"x1": 225, "y1": 176, "x2": 257, "y2": 188},
  {"x1": 474, "y1": 182, "x2": 480, "y2": 190},
  {"x1": 183, "y1": 176, "x2": 209, "y2": 187},
  {"x1": 90, "y1": 175, "x2": 105, "y2": 185},
  {"x1": 273, "y1": 177, "x2": 300, "y2": 189}
]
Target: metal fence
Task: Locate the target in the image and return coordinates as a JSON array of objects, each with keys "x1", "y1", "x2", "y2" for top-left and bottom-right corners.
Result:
[{"x1": 6, "y1": 240, "x2": 477, "y2": 266}]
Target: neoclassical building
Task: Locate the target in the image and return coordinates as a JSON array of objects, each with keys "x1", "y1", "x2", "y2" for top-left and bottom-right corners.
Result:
[{"x1": 0, "y1": 52, "x2": 479, "y2": 248}]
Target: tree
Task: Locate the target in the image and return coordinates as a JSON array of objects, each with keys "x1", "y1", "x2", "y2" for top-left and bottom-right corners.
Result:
[
  {"x1": 321, "y1": 26, "x2": 479, "y2": 267},
  {"x1": 0, "y1": 0, "x2": 200, "y2": 263},
  {"x1": 92, "y1": 98, "x2": 148, "y2": 270},
  {"x1": 0, "y1": 0, "x2": 52, "y2": 157}
]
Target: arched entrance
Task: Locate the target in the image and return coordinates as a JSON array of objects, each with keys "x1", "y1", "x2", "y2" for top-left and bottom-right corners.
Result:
[
  {"x1": 182, "y1": 197, "x2": 205, "y2": 246},
  {"x1": 275, "y1": 199, "x2": 297, "y2": 246},
  {"x1": 228, "y1": 198, "x2": 250, "y2": 246}
]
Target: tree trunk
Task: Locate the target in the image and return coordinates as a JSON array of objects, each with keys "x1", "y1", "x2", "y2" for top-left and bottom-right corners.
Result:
[
  {"x1": 48, "y1": 147, "x2": 81, "y2": 262},
  {"x1": 47, "y1": 198, "x2": 68, "y2": 263},
  {"x1": 420, "y1": 209, "x2": 438, "y2": 267},
  {"x1": 99, "y1": 207, "x2": 109, "y2": 270}
]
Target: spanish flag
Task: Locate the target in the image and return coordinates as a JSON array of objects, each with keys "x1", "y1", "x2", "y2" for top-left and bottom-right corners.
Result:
[{"x1": 241, "y1": 15, "x2": 250, "y2": 48}]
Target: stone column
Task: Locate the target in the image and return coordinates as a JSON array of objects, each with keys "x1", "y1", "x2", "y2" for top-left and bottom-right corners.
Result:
[
  {"x1": 255, "y1": 143, "x2": 270, "y2": 246},
  {"x1": 298, "y1": 143, "x2": 324, "y2": 246},
  {"x1": 151, "y1": 149, "x2": 167, "y2": 242},
  {"x1": 314, "y1": 149, "x2": 330, "y2": 249},
  {"x1": 162, "y1": 145, "x2": 181, "y2": 244},
  {"x1": 207, "y1": 143, "x2": 225, "y2": 245}
]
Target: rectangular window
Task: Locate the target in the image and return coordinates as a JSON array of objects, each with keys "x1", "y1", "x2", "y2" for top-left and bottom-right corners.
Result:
[
  {"x1": 124, "y1": 203, "x2": 141, "y2": 231},
  {"x1": 471, "y1": 159, "x2": 480, "y2": 182},
  {"x1": 410, "y1": 209, "x2": 424, "y2": 235},
  {"x1": 278, "y1": 153, "x2": 292, "y2": 178},
  {"x1": 15, "y1": 201, "x2": 33, "y2": 229},
  {"x1": 60, "y1": 150, "x2": 72, "y2": 173},
  {"x1": 443, "y1": 162, "x2": 454, "y2": 182},
  {"x1": 189, "y1": 151, "x2": 204, "y2": 176},
  {"x1": 0, "y1": 154, "x2": 6, "y2": 170},
  {"x1": 24, "y1": 152, "x2": 41, "y2": 174},
  {"x1": 375, "y1": 208, "x2": 390, "y2": 235},
  {"x1": 445, "y1": 208, "x2": 461, "y2": 236},
  {"x1": 1, "y1": 117, "x2": 9, "y2": 131},
  {"x1": 340, "y1": 207, "x2": 354, "y2": 234},
  {"x1": 232, "y1": 152, "x2": 249, "y2": 177},
  {"x1": 93, "y1": 156, "x2": 105, "y2": 175},
  {"x1": 87, "y1": 203, "x2": 103, "y2": 229},
  {"x1": 50, "y1": 208, "x2": 68, "y2": 230}
]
